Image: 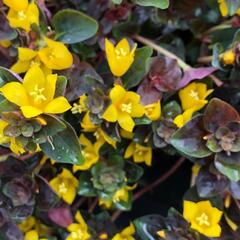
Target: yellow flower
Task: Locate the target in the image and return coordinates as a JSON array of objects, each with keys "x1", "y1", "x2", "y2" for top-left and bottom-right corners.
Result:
[
  {"x1": 173, "y1": 108, "x2": 195, "y2": 128},
  {"x1": 144, "y1": 101, "x2": 161, "y2": 121},
  {"x1": 179, "y1": 82, "x2": 213, "y2": 112},
  {"x1": 72, "y1": 95, "x2": 88, "y2": 114},
  {"x1": 38, "y1": 37, "x2": 73, "y2": 70},
  {"x1": 183, "y1": 200, "x2": 223, "y2": 237},
  {"x1": 112, "y1": 223, "x2": 135, "y2": 240},
  {"x1": 221, "y1": 50, "x2": 236, "y2": 65},
  {"x1": 73, "y1": 134, "x2": 101, "y2": 172},
  {"x1": 0, "y1": 119, "x2": 25, "y2": 155},
  {"x1": 102, "y1": 84, "x2": 145, "y2": 132},
  {"x1": 0, "y1": 66, "x2": 71, "y2": 118},
  {"x1": 19, "y1": 216, "x2": 36, "y2": 233},
  {"x1": 120, "y1": 129, "x2": 134, "y2": 139},
  {"x1": 218, "y1": 0, "x2": 240, "y2": 16},
  {"x1": 4, "y1": 0, "x2": 39, "y2": 32},
  {"x1": 49, "y1": 168, "x2": 78, "y2": 204},
  {"x1": 113, "y1": 185, "x2": 136, "y2": 203},
  {"x1": 157, "y1": 230, "x2": 166, "y2": 239},
  {"x1": 11, "y1": 48, "x2": 50, "y2": 74},
  {"x1": 24, "y1": 230, "x2": 47, "y2": 240},
  {"x1": 124, "y1": 142, "x2": 152, "y2": 166},
  {"x1": 81, "y1": 112, "x2": 117, "y2": 148},
  {"x1": 11, "y1": 37, "x2": 73, "y2": 74},
  {"x1": 67, "y1": 211, "x2": 91, "y2": 240},
  {"x1": 105, "y1": 38, "x2": 137, "y2": 77}
]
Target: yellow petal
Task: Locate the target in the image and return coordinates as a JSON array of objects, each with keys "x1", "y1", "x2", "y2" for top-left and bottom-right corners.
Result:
[
  {"x1": 183, "y1": 201, "x2": 198, "y2": 222},
  {"x1": 115, "y1": 38, "x2": 130, "y2": 54},
  {"x1": 63, "y1": 185, "x2": 76, "y2": 204},
  {"x1": 21, "y1": 106, "x2": 43, "y2": 118},
  {"x1": 0, "y1": 82, "x2": 29, "y2": 106},
  {"x1": 219, "y1": 0, "x2": 228, "y2": 16},
  {"x1": 102, "y1": 104, "x2": 118, "y2": 122},
  {"x1": 18, "y1": 48, "x2": 37, "y2": 61},
  {"x1": 23, "y1": 66, "x2": 46, "y2": 94},
  {"x1": 10, "y1": 138, "x2": 25, "y2": 155},
  {"x1": 131, "y1": 103, "x2": 145, "y2": 118},
  {"x1": 44, "y1": 97, "x2": 71, "y2": 114},
  {"x1": 26, "y1": 1, "x2": 39, "y2": 26},
  {"x1": 124, "y1": 142, "x2": 135, "y2": 158},
  {"x1": 7, "y1": 11, "x2": 31, "y2": 32},
  {"x1": 75, "y1": 211, "x2": 88, "y2": 229},
  {"x1": 109, "y1": 84, "x2": 126, "y2": 104},
  {"x1": 3, "y1": 0, "x2": 28, "y2": 11},
  {"x1": 122, "y1": 223, "x2": 135, "y2": 236},
  {"x1": 44, "y1": 73, "x2": 58, "y2": 102},
  {"x1": 11, "y1": 60, "x2": 30, "y2": 74},
  {"x1": 118, "y1": 112, "x2": 135, "y2": 132},
  {"x1": 24, "y1": 230, "x2": 39, "y2": 240}
]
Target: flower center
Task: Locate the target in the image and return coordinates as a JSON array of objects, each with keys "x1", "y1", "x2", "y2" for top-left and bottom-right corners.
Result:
[
  {"x1": 71, "y1": 229, "x2": 84, "y2": 239},
  {"x1": 135, "y1": 149, "x2": 143, "y2": 156},
  {"x1": 58, "y1": 182, "x2": 68, "y2": 194},
  {"x1": 115, "y1": 48, "x2": 127, "y2": 59},
  {"x1": 18, "y1": 11, "x2": 27, "y2": 20},
  {"x1": 82, "y1": 150, "x2": 92, "y2": 160},
  {"x1": 30, "y1": 85, "x2": 47, "y2": 103},
  {"x1": 94, "y1": 131, "x2": 100, "y2": 140},
  {"x1": 196, "y1": 212, "x2": 210, "y2": 226},
  {"x1": 30, "y1": 60, "x2": 40, "y2": 67},
  {"x1": 189, "y1": 90, "x2": 199, "y2": 100},
  {"x1": 121, "y1": 103, "x2": 132, "y2": 114},
  {"x1": 48, "y1": 51, "x2": 56, "y2": 60},
  {"x1": 71, "y1": 103, "x2": 86, "y2": 114}
]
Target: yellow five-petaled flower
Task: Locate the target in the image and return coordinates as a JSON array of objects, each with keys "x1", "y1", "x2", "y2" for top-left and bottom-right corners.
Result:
[
  {"x1": 105, "y1": 38, "x2": 137, "y2": 77},
  {"x1": 4, "y1": 0, "x2": 39, "y2": 32},
  {"x1": 66, "y1": 211, "x2": 91, "y2": 240},
  {"x1": 49, "y1": 168, "x2": 78, "y2": 205},
  {"x1": 102, "y1": 84, "x2": 145, "y2": 132},
  {"x1": 0, "y1": 66, "x2": 71, "y2": 118},
  {"x1": 183, "y1": 200, "x2": 223, "y2": 237},
  {"x1": 11, "y1": 37, "x2": 73, "y2": 74},
  {"x1": 174, "y1": 82, "x2": 213, "y2": 128},
  {"x1": 124, "y1": 142, "x2": 152, "y2": 166}
]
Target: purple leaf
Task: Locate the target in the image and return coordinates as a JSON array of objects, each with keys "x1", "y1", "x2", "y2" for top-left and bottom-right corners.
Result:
[
  {"x1": 177, "y1": 67, "x2": 217, "y2": 89},
  {"x1": 48, "y1": 206, "x2": 73, "y2": 228}
]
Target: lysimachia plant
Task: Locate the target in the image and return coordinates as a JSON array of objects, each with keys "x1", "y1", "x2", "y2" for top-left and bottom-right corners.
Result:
[{"x1": 0, "y1": 0, "x2": 240, "y2": 239}]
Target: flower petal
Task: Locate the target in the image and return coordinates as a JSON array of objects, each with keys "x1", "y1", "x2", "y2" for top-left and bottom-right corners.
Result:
[
  {"x1": 110, "y1": 84, "x2": 126, "y2": 104},
  {"x1": 102, "y1": 104, "x2": 118, "y2": 122},
  {"x1": 21, "y1": 106, "x2": 43, "y2": 118},
  {"x1": 11, "y1": 60, "x2": 30, "y2": 74},
  {"x1": 124, "y1": 142, "x2": 135, "y2": 158},
  {"x1": 118, "y1": 112, "x2": 135, "y2": 132},
  {"x1": 115, "y1": 38, "x2": 130, "y2": 54},
  {"x1": 26, "y1": 1, "x2": 39, "y2": 26},
  {"x1": 23, "y1": 66, "x2": 46, "y2": 94},
  {"x1": 3, "y1": 0, "x2": 28, "y2": 11},
  {"x1": 44, "y1": 97, "x2": 71, "y2": 114},
  {"x1": 44, "y1": 73, "x2": 58, "y2": 101},
  {"x1": 18, "y1": 48, "x2": 37, "y2": 61},
  {"x1": 0, "y1": 82, "x2": 29, "y2": 106}
]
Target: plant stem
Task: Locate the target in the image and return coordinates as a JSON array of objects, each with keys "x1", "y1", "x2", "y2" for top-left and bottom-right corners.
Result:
[
  {"x1": 88, "y1": 198, "x2": 98, "y2": 213},
  {"x1": 133, "y1": 35, "x2": 190, "y2": 70},
  {"x1": 111, "y1": 157, "x2": 186, "y2": 222}
]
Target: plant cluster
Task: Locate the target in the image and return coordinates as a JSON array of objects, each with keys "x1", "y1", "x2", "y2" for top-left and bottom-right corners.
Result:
[{"x1": 0, "y1": 0, "x2": 240, "y2": 239}]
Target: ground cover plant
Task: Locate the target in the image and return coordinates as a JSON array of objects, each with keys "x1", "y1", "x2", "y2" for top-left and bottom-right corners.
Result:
[{"x1": 0, "y1": 0, "x2": 240, "y2": 239}]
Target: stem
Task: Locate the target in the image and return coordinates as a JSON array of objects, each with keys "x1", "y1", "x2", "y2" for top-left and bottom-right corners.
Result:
[
  {"x1": 197, "y1": 56, "x2": 213, "y2": 64},
  {"x1": 133, "y1": 35, "x2": 190, "y2": 70},
  {"x1": 88, "y1": 198, "x2": 98, "y2": 213},
  {"x1": 111, "y1": 157, "x2": 186, "y2": 222},
  {"x1": 202, "y1": 21, "x2": 232, "y2": 36}
]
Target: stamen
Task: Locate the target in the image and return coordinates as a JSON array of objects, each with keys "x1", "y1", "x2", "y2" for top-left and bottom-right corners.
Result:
[
  {"x1": 121, "y1": 103, "x2": 132, "y2": 114},
  {"x1": 196, "y1": 212, "x2": 210, "y2": 226},
  {"x1": 30, "y1": 85, "x2": 46, "y2": 103},
  {"x1": 189, "y1": 90, "x2": 199, "y2": 100}
]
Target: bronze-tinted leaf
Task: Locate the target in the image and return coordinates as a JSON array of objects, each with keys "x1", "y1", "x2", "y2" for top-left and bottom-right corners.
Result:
[{"x1": 204, "y1": 98, "x2": 240, "y2": 133}]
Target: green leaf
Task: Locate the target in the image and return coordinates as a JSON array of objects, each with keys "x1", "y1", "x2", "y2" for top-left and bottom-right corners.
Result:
[
  {"x1": 170, "y1": 115, "x2": 212, "y2": 158},
  {"x1": 122, "y1": 47, "x2": 153, "y2": 89},
  {"x1": 134, "y1": 215, "x2": 165, "y2": 240},
  {"x1": 135, "y1": 0, "x2": 169, "y2": 9},
  {"x1": 112, "y1": 0, "x2": 123, "y2": 3},
  {"x1": 125, "y1": 161, "x2": 144, "y2": 184},
  {"x1": 78, "y1": 173, "x2": 97, "y2": 197},
  {"x1": 163, "y1": 101, "x2": 182, "y2": 121},
  {"x1": 115, "y1": 192, "x2": 132, "y2": 211},
  {"x1": 215, "y1": 160, "x2": 240, "y2": 182},
  {"x1": 40, "y1": 120, "x2": 84, "y2": 165},
  {"x1": 0, "y1": 67, "x2": 23, "y2": 86},
  {"x1": 0, "y1": 95, "x2": 18, "y2": 114},
  {"x1": 53, "y1": 9, "x2": 98, "y2": 44},
  {"x1": 54, "y1": 76, "x2": 67, "y2": 97}
]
